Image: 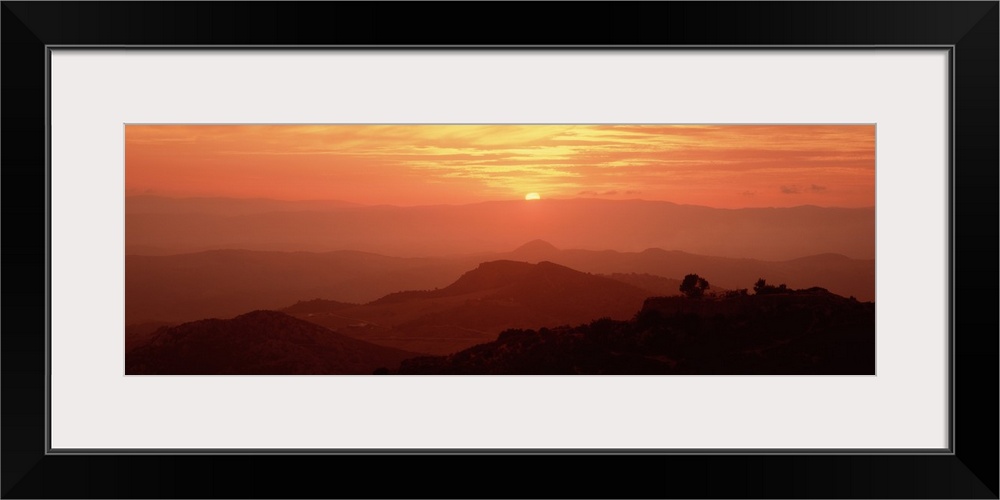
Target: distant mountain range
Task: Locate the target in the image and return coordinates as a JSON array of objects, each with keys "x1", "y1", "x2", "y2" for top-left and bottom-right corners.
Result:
[
  {"x1": 126, "y1": 241, "x2": 874, "y2": 325},
  {"x1": 126, "y1": 196, "x2": 874, "y2": 261},
  {"x1": 125, "y1": 195, "x2": 360, "y2": 216},
  {"x1": 125, "y1": 270, "x2": 876, "y2": 375},
  {"x1": 125, "y1": 310, "x2": 418, "y2": 375}
]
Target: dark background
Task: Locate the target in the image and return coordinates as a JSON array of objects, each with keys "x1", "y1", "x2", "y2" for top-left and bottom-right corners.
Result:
[{"x1": 3, "y1": 2, "x2": 997, "y2": 498}]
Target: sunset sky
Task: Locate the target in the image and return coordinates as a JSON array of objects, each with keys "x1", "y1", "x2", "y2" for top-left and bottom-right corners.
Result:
[{"x1": 125, "y1": 125, "x2": 875, "y2": 208}]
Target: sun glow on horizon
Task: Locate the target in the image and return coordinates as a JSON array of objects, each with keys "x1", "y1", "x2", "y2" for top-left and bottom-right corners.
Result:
[{"x1": 125, "y1": 124, "x2": 875, "y2": 208}]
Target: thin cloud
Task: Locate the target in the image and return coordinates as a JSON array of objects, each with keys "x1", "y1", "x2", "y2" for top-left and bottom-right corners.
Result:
[{"x1": 126, "y1": 124, "x2": 874, "y2": 207}]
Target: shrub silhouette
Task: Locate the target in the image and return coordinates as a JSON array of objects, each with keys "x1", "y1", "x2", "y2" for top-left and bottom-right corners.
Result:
[{"x1": 753, "y1": 278, "x2": 789, "y2": 295}]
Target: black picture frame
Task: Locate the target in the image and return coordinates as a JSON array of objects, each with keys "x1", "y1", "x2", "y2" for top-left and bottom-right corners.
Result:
[{"x1": 2, "y1": 2, "x2": 996, "y2": 498}]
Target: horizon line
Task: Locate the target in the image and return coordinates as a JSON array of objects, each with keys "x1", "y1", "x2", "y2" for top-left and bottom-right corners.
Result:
[{"x1": 124, "y1": 194, "x2": 876, "y2": 211}]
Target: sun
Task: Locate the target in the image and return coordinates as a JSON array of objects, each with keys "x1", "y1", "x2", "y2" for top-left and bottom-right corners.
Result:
[{"x1": 525, "y1": 192, "x2": 541, "y2": 201}]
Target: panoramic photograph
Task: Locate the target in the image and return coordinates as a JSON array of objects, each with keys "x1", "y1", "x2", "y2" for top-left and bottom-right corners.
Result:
[{"x1": 124, "y1": 124, "x2": 876, "y2": 375}]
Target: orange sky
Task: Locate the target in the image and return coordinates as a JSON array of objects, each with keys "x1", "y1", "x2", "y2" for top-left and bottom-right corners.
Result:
[{"x1": 125, "y1": 125, "x2": 875, "y2": 208}]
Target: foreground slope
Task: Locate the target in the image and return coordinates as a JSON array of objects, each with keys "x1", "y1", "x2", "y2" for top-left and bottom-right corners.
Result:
[
  {"x1": 126, "y1": 310, "x2": 419, "y2": 375},
  {"x1": 392, "y1": 289, "x2": 876, "y2": 375}
]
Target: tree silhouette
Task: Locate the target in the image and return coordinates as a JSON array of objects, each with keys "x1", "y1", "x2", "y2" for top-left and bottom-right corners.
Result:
[{"x1": 680, "y1": 274, "x2": 710, "y2": 299}]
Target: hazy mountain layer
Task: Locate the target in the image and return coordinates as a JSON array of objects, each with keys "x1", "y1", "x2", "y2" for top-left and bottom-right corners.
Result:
[
  {"x1": 125, "y1": 243, "x2": 874, "y2": 325},
  {"x1": 284, "y1": 260, "x2": 654, "y2": 355},
  {"x1": 125, "y1": 195, "x2": 364, "y2": 215},
  {"x1": 124, "y1": 249, "x2": 471, "y2": 324},
  {"x1": 126, "y1": 197, "x2": 874, "y2": 261}
]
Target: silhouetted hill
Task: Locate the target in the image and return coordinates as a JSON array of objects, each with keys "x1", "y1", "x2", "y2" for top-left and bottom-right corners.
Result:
[
  {"x1": 369, "y1": 260, "x2": 539, "y2": 304},
  {"x1": 393, "y1": 290, "x2": 876, "y2": 375},
  {"x1": 126, "y1": 197, "x2": 874, "y2": 261},
  {"x1": 288, "y1": 260, "x2": 654, "y2": 355},
  {"x1": 125, "y1": 310, "x2": 419, "y2": 375}
]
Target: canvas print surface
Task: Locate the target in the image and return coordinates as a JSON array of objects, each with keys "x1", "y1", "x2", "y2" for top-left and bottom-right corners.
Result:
[{"x1": 124, "y1": 125, "x2": 876, "y2": 375}]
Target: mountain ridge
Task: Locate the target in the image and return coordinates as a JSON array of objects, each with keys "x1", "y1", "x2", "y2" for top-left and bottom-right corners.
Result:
[{"x1": 285, "y1": 260, "x2": 655, "y2": 355}]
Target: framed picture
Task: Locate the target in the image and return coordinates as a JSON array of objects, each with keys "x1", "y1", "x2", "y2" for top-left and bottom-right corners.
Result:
[
  {"x1": 3, "y1": 2, "x2": 996, "y2": 498},
  {"x1": 120, "y1": 122, "x2": 880, "y2": 377}
]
